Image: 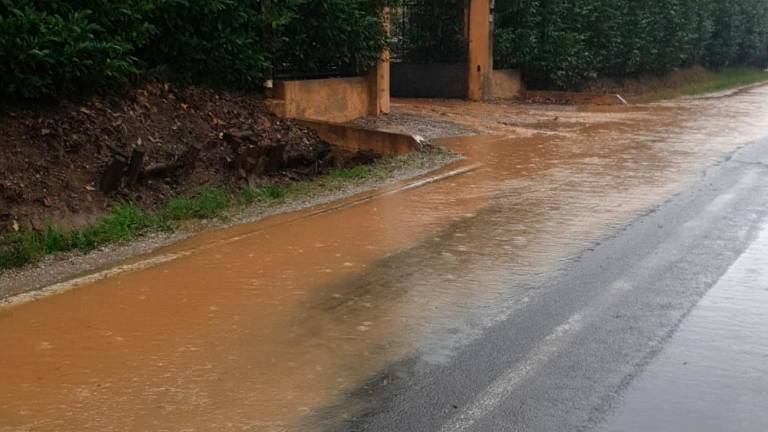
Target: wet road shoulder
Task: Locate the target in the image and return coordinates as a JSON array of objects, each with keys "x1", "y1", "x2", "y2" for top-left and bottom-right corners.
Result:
[{"x1": 597, "y1": 213, "x2": 768, "y2": 432}]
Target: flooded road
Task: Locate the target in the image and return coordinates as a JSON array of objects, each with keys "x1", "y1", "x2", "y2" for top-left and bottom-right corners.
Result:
[{"x1": 3, "y1": 87, "x2": 768, "y2": 431}]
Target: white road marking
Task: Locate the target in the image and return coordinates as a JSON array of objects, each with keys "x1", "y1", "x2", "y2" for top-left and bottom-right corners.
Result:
[{"x1": 440, "y1": 313, "x2": 584, "y2": 432}]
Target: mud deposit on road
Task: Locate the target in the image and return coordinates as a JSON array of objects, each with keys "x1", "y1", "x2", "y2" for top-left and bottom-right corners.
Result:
[{"x1": 3, "y1": 87, "x2": 768, "y2": 431}]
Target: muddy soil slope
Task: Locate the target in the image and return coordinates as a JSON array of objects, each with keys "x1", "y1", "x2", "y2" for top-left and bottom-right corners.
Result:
[{"x1": 0, "y1": 83, "x2": 336, "y2": 233}]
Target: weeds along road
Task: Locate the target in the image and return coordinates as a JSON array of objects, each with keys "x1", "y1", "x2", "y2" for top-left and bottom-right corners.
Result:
[{"x1": 3, "y1": 87, "x2": 768, "y2": 431}]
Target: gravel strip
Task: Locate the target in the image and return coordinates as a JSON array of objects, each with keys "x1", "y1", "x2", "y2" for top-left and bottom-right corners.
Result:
[{"x1": 352, "y1": 112, "x2": 476, "y2": 141}]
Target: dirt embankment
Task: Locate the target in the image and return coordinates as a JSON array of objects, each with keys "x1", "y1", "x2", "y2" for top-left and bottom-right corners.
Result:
[{"x1": 0, "y1": 83, "x2": 356, "y2": 234}]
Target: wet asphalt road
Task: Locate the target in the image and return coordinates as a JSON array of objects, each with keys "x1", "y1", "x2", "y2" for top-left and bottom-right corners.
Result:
[{"x1": 331, "y1": 137, "x2": 768, "y2": 432}]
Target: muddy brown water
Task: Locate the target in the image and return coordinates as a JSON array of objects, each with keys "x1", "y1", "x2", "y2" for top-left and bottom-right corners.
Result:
[{"x1": 3, "y1": 88, "x2": 768, "y2": 431}]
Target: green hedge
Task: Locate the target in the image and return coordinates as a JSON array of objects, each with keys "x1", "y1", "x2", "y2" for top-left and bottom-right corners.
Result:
[
  {"x1": 141, "y1": 0, "x2": 272, "y2": 89},
  {"x1": 273, "y1": 0, "x2": 388, "y2": 76},
  {"x1": 0, "y1": 0, "x2": 389, "y2": 100},
  {"x1": 494, "y1": 0, "x2": 768, "y2": 90},
  {"x1": 10, "y1": 0, "x2": 763, "y2": 98},
  {"x1": 0, "y1": 1, "x2": 153, "y2": 99}
]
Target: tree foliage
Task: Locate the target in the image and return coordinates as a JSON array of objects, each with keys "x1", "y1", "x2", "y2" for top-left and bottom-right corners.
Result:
[
  {"x1": 5, "y1": 0, "x2": 768, "y2": 98},
  {"x1": 494, "y1": 0, "x2": 768, "y2": 89},
  {"x1": 0, "y1": 0, "x2": 153, "y2": 99},
  {"x1": 272, "y1": 0, "x2": 388, "y2": 76},
  {"x1": 0, "y1": 0, "x2": 390, "y2": 100}
]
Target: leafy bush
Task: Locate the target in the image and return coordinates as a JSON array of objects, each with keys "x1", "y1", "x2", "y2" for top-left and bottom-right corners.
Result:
[
  {"x1": 495, "y1": 0, "x2": 768, "y2": 90},
  {"x1": 0, "y1": 0, "x2": 390, "y2": 100},
  {"x1": 274, "y1": 0, "x2": 388, "y2": 77},
  {"x1": 141, "y1": 0, "x2": 272, "y2": 89},
  {"x1": 0, "y1": 0, "x2": 152, "y2": 99}
]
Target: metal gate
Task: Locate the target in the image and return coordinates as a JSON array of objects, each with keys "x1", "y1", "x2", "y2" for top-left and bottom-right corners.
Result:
[
  {"x1": 390, "y1": 0, "x2": 470, "y2": 98},
  {"x1": 390, "y1": 0, "x2": 468, "y2": 63}
]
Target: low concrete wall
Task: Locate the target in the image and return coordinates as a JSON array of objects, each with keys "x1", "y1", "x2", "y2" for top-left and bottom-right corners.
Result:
[
  {"x1": 269, "y1": 76, "x2": 373, "y2": 123},
  {"x1": 391, "y1": 63, "x2": 468, "y2": 99},
  {"x1": 297, "y1": 120, "x2": 422, "y2": 156},
  {"x1": 491, "y1": 69, "x2": 523, "y2": 99}
]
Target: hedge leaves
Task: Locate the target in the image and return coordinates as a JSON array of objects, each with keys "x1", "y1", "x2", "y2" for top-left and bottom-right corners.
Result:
[
  {"x1": 0, "y1": 0, "x2": 388, "y2": 100},
  {"x1": 495, "y1": 0, "x2": 768, "y2": 89}
]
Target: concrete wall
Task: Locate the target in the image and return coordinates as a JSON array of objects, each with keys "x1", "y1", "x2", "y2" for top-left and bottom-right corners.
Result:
[
  {"x1": 391, "y1": 63, "x2": 468, "y2": 99},
  {"x1": 269, "y1": 76, "x2": 373, "y2": 123},
  {"x1": 491, "y1": 69, "x2": 523, "y2": 99},
  {"x1": 297, "y1": 120, "x2": 422, "y2": 156}
]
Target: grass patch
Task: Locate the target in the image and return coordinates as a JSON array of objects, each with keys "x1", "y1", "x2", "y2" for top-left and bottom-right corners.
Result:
[
  {"x1": 0, "y1": 203, "x2": 154, "y2": 271},
  {"x1": 624, "y1": 67, "x2": 768, "y2": 102},
  {"x1": 681, "y1": 67, "x2": 768, "y2": 96},
  {"x1": 328, "y1": 165, "x2": 374, "y2": 181},
  {"x1": 164, "y1": 188, "x2": 232, "y2": 221},
  {"x1": 240, "y1": 184, "x2": 285, "y2": 205},
  {"x1": 687, "y1": 67, "x2": 768, "y2": 95},
  {"x1": 0, "y1": 188, "x2": 233, "y2": 271},
  {"x1": 258, "y1": 184, "x2": 285, "y2": 201}
]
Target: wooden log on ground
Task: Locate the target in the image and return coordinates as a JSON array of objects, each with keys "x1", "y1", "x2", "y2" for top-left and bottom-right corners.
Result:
[
  {"x1": 99, "y1": 154, "x2": 129, "y2": 194},
  {"x1": 126, "y1": 149, "x2": 145, "y2": 186},
  {"x1": 141, "y1": 143, "x2": 202, "y2": 180}
]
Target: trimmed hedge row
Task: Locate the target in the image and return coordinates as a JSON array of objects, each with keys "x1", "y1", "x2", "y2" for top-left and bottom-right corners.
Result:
[
  {"x1": 494, "y1": 0, "x2": 768, "y2": 89},
  {"x1": 0, "y1": 0, "x2": 389, "y2": 100},
  {"x1": 7, "y1": 0, "x2": 764, "y2": 98}
]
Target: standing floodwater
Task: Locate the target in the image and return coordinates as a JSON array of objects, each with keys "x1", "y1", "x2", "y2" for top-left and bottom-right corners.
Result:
[{"x1": 3, "y1": 88, "x2": 768, "y2": 431}]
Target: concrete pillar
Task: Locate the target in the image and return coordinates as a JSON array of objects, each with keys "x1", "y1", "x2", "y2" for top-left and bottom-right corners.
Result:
[
  {"x1": 467, "y1": 0, "x2": 493, "y2": 101},
  {"x1": 369, "y1": 7, "x2": 391, "y2": 116},
  {"x1": 369, "y1": 51, "x2": 391, "y2": 115}
]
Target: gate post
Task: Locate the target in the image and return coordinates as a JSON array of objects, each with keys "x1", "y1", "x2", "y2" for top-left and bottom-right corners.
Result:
[
  {"x1": 369, "y1": 7, "x2": 391, "y2": 116},
  {"x1": 467, "y1": 0, "x2": 493, "y2": 101}
]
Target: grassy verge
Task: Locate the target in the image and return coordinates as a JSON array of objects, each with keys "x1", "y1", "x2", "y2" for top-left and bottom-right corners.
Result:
[
  {"x1": 641, "y1": 67, "x2": 768, "y2": 101},
  {"x1": 0, "y1": 191, "x2": 231, "y2": 271},
  {"x1": 679, "y1": 67, "x2": 768, "y2": 96},
  {"x1": 0, "y1": 150, "x2": 450, "y2": 271}
]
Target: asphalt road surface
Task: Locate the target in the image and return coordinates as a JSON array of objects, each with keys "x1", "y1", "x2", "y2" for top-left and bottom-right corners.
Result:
[{"x1": 332, "y1": 138, "x2": 768, "y2": 431}]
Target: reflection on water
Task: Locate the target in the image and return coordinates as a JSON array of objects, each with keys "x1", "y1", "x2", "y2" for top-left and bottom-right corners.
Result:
[
  {"x1": 598, "y1": 222, "x2": 768, "y2": 432},
  {"x1": 2, "y1": 88, "x2": 768, "y2": 431}
]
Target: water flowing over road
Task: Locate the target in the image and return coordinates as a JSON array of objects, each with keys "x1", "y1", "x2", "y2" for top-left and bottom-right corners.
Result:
[{"x1": 3, "y1": 87, "x2": 768, "y2": 431}]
